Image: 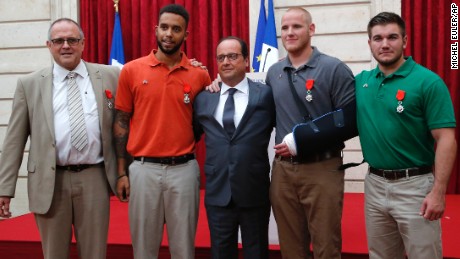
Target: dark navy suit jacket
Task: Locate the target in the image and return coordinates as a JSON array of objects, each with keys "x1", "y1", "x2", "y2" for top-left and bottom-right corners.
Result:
[{"x1": 193, "y1": 78, "x2": 275, "y2": 208}]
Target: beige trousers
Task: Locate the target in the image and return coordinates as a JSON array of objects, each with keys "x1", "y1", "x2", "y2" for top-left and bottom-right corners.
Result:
[
  {"x1": 35, "y1": 165, "x2": 110, "y2": 259},
  {"x1": 128, "y1": 159, "x2": 200, "y2": 259},
  {"x1": 365, "y1": 172, "x2": 442, "y2": 259}
]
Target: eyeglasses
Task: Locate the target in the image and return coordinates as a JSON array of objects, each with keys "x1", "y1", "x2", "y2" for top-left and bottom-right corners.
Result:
[
  {"x1": 216, "y1": 53, "x2": 242, "y2": 63},
  {"x1": 50, "y1": 38, "x2": 81, "y2": 46}
]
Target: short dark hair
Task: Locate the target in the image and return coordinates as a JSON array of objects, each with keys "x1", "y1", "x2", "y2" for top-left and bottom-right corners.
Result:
[
  {"x1": 159, "y1": 4, "x2": 190, "y2": 29},
  {"x1": 217, "y1": 36, "x2": 248, "y2": 58},
  {"x1": 367, "y1": 12, "x2": 406, "y2": 38}
]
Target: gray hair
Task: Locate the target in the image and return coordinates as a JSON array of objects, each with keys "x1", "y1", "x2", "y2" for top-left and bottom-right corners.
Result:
[{"x1": 48, "y1": 18, "x2": 85, "y2": 40}]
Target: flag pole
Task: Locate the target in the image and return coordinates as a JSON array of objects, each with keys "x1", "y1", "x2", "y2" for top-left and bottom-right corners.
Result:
[{"x1": 113, "y1": 0, "x2": 119, "y2": 13}]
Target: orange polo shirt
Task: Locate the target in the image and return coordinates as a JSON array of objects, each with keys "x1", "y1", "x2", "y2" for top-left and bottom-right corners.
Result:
[{"x1": 115, "y1": 50, "x2": 211, "y2": 157}]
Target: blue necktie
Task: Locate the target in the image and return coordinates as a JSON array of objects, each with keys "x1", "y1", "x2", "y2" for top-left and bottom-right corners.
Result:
[{"x1": 223, "y1": 88, "x2": 237, "y2": 137}]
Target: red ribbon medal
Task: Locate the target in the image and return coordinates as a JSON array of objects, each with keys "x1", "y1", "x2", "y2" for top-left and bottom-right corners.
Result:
[
  {"x1": 396, "y1": 89, "x2": 405, "y2": 113},
  {"x1": 105, "y1": 89, "x2": 113, "y2": 99},
  {"x1": 105, "y1": 89, "x2": 114, "y2": 109},
  {"x1": 305, "y1": 79, "x2": 314, "y2": 102},
  {"x1": 183, "y1": 82, "x2": 191, "y2": 104}
]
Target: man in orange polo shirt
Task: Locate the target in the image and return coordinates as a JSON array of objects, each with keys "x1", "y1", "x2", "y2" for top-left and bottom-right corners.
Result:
[{"x1": 113, "y1": 4, "x2": 211, "y2": 259}]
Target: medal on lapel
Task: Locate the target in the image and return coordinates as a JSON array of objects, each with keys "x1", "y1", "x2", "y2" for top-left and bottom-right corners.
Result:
[
  {"x1": 183, "y1": 82, "x2": 191, "y2": 104},
  {"x1": 305, "y1": 79, "x2": 314, "y2": 102},
  {"x1": 105, "y1": 89, "x2": 114, "y2": 109},
  {"x1": 396, "y1": 89, "x2": 405, "y2": 113}
]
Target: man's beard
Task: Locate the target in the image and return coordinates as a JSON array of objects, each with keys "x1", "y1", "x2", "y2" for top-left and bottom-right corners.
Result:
[
  {"x1": 374, "y1": 49, "x2": 404, "y2": 67},
  {"x1": 376, "y1": 55, "x2": 401, "y2": 67},
  {"x1": 157, "y1": 37, "x2": 184, "y2": 55}
]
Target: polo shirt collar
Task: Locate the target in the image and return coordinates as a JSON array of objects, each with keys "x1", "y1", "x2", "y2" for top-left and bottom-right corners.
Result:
[
  {"x1": 148, "y1": 49, "x2": 190, "y2": 69},
  {"x1": 282, "y1": 46, "x2": 321, "y2": 71},
  {"x1": 373, "y1": 56, "x2": 416, "y2": 78}
]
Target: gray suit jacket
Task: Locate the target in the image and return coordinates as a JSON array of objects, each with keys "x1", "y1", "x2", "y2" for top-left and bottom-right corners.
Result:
[
  {"x1": 194, "y1": 78, "x2": 275, "y2": 207},
  {"x1": 0, "y1": 62, "x2": 119, "y2": 214}
]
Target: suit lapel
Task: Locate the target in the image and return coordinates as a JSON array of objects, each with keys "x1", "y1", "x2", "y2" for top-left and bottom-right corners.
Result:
[
  {"x1": 86, "y1": 62, "x2": 105, "y2": 129},
  {"x1": 40, "y1": 68, "x2": 55, "y2": 139},
  {"x1": 233, "y1": 79, "x2": 260, "y2": 138},
  {"x1": 209, "y1": 88, "x2": 221, "y2": 117},
  {"x1": 207, "y1": 89, "x2": 226, "y2": 134}
]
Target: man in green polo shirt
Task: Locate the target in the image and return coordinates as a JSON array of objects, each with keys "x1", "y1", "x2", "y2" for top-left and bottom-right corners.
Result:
[{"x1": 356, "y1": 12, "x2": 457, "y2": 259}]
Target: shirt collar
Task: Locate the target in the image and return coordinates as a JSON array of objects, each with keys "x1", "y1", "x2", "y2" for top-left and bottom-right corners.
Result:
[
  {"x1": 148, "y1": 49, "x2": 190, "y2": 70},
  {"x1": 221, "y1": 77, "x2": 249, "y2": 96},
  {"x1": 282, "y1": 46, "x2": 321, "y2": 71},
  {"x1": 373, "y1": 56, "x2": 416, "y2": 78},
  {"x1": 53, "y1": 60, "x2": 88, "y2": 82}
]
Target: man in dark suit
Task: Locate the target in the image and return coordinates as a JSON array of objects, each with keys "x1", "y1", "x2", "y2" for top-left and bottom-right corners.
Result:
[
  {"x1": 0, "y1": 18, "x2": 120, "y2": 259},
  {"x1": 194, "y1": 36, "x2": 275, "y2": 259}
]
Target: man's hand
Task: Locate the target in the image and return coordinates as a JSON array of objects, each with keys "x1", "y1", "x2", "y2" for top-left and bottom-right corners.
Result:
[
  {"x1": 189, "y1": 58, "x2": 207, "y2": 70},
  {"x1": 274, "y1": 142, "x2": 292, "y2": 157},
  {"x1": 420, "y1": 128, "x2": 457, "y2": 221},
  {"x1": 205, "y1": 76, "x2": 221, "y2": 93},
  {"x1": 419, "y1": 190, "x2": 445, "y2": 221},
  {"x1": 116, "y1": 175, "x2": 130, "y2": 202},
  {"x1": 0, "y1": 197, "x2": 12, "y2": 218}
]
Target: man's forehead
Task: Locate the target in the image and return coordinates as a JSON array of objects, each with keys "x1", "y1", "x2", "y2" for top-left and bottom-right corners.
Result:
[
  {"x1": 217, "y1": 40, "x2": 240, "y2": 53},
  {"x1": 371, "y1": 24, "x2": 402, "y2": 36},
  {"x1": 159, "y1": 13, "x2": 186, "y2": 25},
  {"x1": 282, "y1": 14, "x2": 307, "y2": 25},
  {"x1": 50, "y1": 22, "x2": 79, "y2": 35}
]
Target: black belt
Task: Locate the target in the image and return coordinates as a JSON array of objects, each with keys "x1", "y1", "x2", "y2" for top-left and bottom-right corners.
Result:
[
  {"x1": 276, "y1": 149, "x2": 342, "y2": 164},
  {"x1": 369, "y1": 166, "x2": 432, "y2": 180},
  {"x1": 134, "y1": 154, "x2": 195, "y2": 165},
  {"x1": 56, "y1": 162, "x2": 104, "y2": 172}
]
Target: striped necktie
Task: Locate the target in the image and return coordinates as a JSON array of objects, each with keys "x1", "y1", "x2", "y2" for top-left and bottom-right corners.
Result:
[{"x1": 67, "y1": 72, "x2": 88, "y2": 151}]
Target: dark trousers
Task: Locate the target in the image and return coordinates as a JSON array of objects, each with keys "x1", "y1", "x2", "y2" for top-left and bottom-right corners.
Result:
[{"x1": 206, "y1": 201, "x2": 270, "y2": 259}]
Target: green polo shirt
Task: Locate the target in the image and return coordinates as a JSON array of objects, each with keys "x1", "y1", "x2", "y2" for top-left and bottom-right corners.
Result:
[{"x1": 355, "y1": 57, "x2": 456, "y2": 169}]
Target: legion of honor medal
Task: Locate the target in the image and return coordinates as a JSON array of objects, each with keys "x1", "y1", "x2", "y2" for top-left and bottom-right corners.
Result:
[
  {"x1": 183, "y1": 82, "x2": 191, "y2": 104},
  {"x1": 305, "y1": 79, "x2": 314, "y2": 102},
  {"x1": 105, "y1": 89, "x2": 114, "y2": 109},
  {"x1": 396, "y1": 89, "x2": 405, "y2": 113},
  {"x1": 184, "y1": 94, "x2": 190, "y2": 104}
]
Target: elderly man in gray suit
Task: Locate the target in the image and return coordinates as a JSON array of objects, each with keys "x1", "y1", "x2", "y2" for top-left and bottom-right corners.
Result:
[
  {"x1": 0, "y1": 18, "x2": 120, "y2": 259},
  {"x1": 194, "y1": 36, "x2": 275, "y2": 259}
]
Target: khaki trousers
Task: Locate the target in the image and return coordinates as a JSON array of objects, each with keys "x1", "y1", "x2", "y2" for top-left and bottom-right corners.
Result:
[
  {"x1": 128, "y1": 159, "x2": 200, "y2": 259},
  {"x1": 35, "y1": 165, "x2": 110, "y2": 259},
  {"x1": 365, "y1": 172, "x2": 442, "y2": 259},
  {"x1": 270, "y1": 157, "x2": 344, "y2": 259}
]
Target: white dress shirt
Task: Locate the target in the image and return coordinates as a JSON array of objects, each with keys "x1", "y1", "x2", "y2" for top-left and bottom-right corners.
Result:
[
  {"x1": 52, "y1": 61, "x2": 103, "y2": 165},
  {"x1": 214, "y1": 78, "x2": 249, "y2": 130}
]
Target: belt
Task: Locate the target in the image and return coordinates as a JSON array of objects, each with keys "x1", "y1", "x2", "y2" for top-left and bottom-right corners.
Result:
[
  {"x1": 134, "y1": 154, "x2": 195, "y2": 165},
  {"x1": 56, "y1": 162, "x2": 104, "y2": 172},
  {"x1": 276, "y1": 149, "x2": 342, "y2": 164},
  {"x1": 369, "y1": 165, "x2": 432, "y2": 180}
]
